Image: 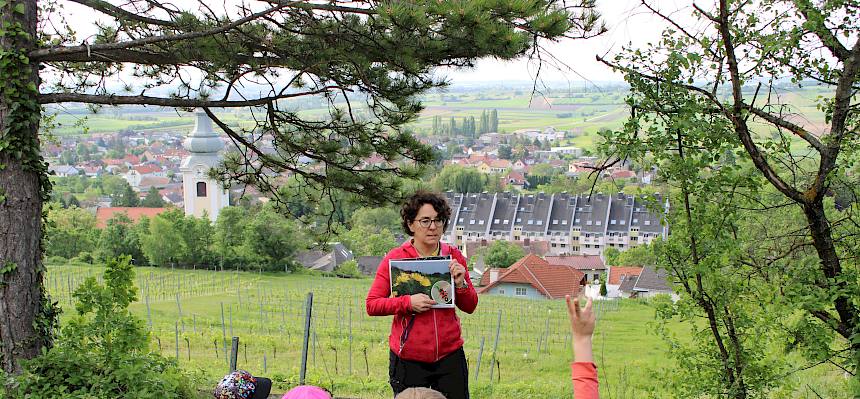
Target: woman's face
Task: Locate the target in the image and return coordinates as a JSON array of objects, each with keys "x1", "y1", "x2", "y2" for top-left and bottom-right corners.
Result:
[{"x1": 409, "y1": 203, "x2": 445, "y2": 249}]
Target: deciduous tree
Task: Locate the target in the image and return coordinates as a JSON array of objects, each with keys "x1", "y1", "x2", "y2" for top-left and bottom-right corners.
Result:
[{"x1": 599, "y1": 0, "x2": 860, "y2": 393}]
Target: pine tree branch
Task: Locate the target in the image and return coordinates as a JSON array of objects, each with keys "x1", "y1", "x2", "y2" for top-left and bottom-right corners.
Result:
[
  {"x1": 67, "y1": 0, "x2": 178, "y2": 27},
  {"x1": 38, "y1": 48, "x2": 183, "y2": 64},
  {"x1": 30, "y1": 3, "x2": 285, "y2": 60},
  {"x1": 260, "y1": 0, "x2": 377, "y2": 15},
  {"x1": 38, "y1": 87, "x2": 339, "y2": 107}
]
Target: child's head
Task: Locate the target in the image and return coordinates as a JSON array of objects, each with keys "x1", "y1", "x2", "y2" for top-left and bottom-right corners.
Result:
[
  {"x1": 395, "y1": 387, "x2": 447, "y2": 399},
  {"x1": 213, "y1": 370, "x2": 272, "y2": 399},
  {"x1": 281, "y1": 385, "x2": 332, "y2": 399}
]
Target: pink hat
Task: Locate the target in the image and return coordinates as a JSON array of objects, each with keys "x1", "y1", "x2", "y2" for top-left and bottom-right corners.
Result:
[{"x1": 281, "y1": 385, "x2": 332, "y2": 399}]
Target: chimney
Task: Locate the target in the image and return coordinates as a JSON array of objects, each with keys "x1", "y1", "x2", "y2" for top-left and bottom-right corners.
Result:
[{"x1": 489, "y1": 268, "x2": 500, "y2": 283}]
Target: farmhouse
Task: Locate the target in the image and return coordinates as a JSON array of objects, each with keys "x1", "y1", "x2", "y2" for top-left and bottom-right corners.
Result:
[
  {"x1": 477, "y1": 254, "x2": 586, "y2": 300},
  {"x1": 544, "y1": 254, "x2": 605, "y2": 284},
  {"x1": 605, "y1": 266, "x2": 644, "y2": 299}
]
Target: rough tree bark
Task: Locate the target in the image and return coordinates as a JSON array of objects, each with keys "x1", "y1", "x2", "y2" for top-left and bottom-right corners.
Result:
[{"x1": 0, "y1": 0, "x2": 47, "y2": 373}]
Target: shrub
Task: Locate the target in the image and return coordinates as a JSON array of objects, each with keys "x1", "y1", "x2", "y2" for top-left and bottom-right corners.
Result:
[
  {"x1": 334, "y1": 260, "x2": 363, "y2": 278},
  {"x1": 71, "y1": 251, "x2": 94, "y2": 264},
  {"x1": 45, "y1": 255, "x2": 67, "y2": 265},
  {"x1": 6, "y1": 256, "x2": 194, "y2": 399}
]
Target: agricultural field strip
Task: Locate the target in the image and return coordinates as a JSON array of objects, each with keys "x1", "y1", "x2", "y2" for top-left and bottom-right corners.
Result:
[{"x1": 45, "y1": 265, "x2": 654, "y2": 397}]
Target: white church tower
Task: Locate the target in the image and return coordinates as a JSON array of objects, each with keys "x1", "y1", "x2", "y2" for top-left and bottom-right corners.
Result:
[{"x1": 181, "y1": 111, "x2": 229, "y2": 223}]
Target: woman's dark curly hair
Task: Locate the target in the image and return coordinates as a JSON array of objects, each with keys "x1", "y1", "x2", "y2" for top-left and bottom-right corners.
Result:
[{"x1": 401, "y1": 191, "x2": 452, "y2": 236}]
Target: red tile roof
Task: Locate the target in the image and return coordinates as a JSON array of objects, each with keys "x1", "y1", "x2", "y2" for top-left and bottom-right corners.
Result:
[
  {"x1": 121, "y1": 154, "x2": 141, "y2": 165},
  {"x1": 504, "y1": 171, "x2": 527, "y2": 184},
  {"x1": 133, "y1": 164, "x2": 162, "y2": 175},
  {"x1": 489, "y1": 159, "x2": 512, "y2": 169},
  {"x1": 96, "y1": 207, "x2": 169, "y2": 228},
  {"x1": 611, "y1": 169, "x2": 636, "y2": 179},
  {"x1": 607, "y1": 266, "x2": 644, "y2": 285},
  {"x1": 477, "y1": 253, "x2": 586, "y2": 299},
  {"x1": 544, "y1": 255, "x2": 605, "y2": 270}
]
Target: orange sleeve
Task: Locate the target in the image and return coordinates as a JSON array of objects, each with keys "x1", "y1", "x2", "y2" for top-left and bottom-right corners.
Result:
[{"x1": 571, "y1": 362, "x2": 598, "y2": 398}]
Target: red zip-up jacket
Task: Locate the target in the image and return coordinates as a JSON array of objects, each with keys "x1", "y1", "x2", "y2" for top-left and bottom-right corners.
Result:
[{"x1": 365, "y1": 240, "x2": 478, "y2": 363}]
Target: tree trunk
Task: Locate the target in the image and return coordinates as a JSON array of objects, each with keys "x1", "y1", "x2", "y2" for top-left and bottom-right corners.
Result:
[
  {"x1": 0, "y1": 0, "x2": 48, "y2": 373},
  {"x1": 802, "y1": 200, "x2": 856, "y2": 341}
]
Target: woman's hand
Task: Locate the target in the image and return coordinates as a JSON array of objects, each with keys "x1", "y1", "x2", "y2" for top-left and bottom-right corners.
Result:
[
  {"x1": 449, "y1": 260, "x2": 467, "y2": 288},
  {"x1": 410, "y1": 293, "x2": 436, "y2": 313}
]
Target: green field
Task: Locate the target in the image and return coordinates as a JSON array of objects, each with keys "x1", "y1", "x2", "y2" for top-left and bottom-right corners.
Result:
[
  {"x1": 44, "y1": 264, "x2": 848, "y2": 398},
  {"x1": 46, "y1": 109, "x2": 259, "y2": 136},
  {"x1": 42, "y1": 86, "x2": 832, "y2": 159}
]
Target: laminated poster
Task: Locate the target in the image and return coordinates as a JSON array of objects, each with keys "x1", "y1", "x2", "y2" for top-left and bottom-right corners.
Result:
[{"x1": 389, "y1": 257, "x2": 455, "y2": 309}]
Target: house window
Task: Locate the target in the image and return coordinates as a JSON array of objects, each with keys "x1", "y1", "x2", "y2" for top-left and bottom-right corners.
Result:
[
  {"x1": 196, "y1": 181, "x2": 207, "y2": 197},
  {"x1": 595, "y1": 245, "x2": 600, "y2": 248},
  {"x1": 551, "y1": 243, "x2": 557, "y2": 248},
  {"x1": 516, "y1": 218, "x2": 522, "y2": 223},
  {"x1": 620, "y1": 219, "x2": 626, "y2": 225},
  {"x1": 562, "y1": 220, "x2": 568, "y2": 225},
  {"x1": 575, "y1": 218, "x2": 580, "y2": 223},
  {"x1": 470, "y1": 219, "x2": 475, "y2": 224},
  {"x1": 528, "y1": 220, "x2": 534, "y2": 225},
  {"x1": 537, "y1": 220, "x2": 543, "y2": 225},
  {"x1": 644, "y1": 220, "x2": 651, "y2": 226},
  {"x1": 479, "y1": 220, "x2": 484, "y2": 225},
  {"x1": 633, "y1": 218, "x2": 638, "y2": 223},
  {"x1": 596, "y1": 220, "x2": 602, "y2": 225},
  {"x1": 593, "y1": 273, "x2": 599, "y2": 281},
  {"x1": 503, "y1": 219, "x2": 509, "y2": 224},
  {"x1": 494, "y1": 219, "x2": 500, "y2": 224},
  {"x1": 585, "y1": 244, "x2": 591, "y2": 248},
  {"x1": 499, "y1": 288, "x2": 506, "y2": 295},
  {"x1": 632, "y1": 236, "x2": 638, "y2": 241},
  {"x1": 587, "y1": 220, "x2": 592, "y2": 225},
  {"x1": 552, "y1": 219, "x2": 558, "y2": 225},
  {"x1": 459, "y1": 218, "x2": 464, "y2": 223},
  {"x1": 515, "y1": 287, "x2": 527, "y2": 296}
]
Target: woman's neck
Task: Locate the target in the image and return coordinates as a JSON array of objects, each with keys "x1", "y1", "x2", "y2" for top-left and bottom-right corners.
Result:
[{"x1": 413, "y1": 240, "x2": 439, "y2": 257}]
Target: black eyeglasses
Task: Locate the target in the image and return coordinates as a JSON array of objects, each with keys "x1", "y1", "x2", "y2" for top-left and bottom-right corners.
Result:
[{"x1": 414, "y1": 217, "x2": 446, "y2": 228}]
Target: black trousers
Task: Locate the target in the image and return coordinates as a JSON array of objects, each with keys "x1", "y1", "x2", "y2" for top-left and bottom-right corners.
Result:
[{"x1": 389, "y1": 348, "x2": 469, "y2": 399}]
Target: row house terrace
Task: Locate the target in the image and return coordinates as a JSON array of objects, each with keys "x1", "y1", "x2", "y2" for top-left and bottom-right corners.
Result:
[{"x1": 444, "y1": 192, "x2": 668, "y2": 257}]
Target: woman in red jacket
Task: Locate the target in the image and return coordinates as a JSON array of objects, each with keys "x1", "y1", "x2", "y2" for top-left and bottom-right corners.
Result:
[{"x1": 366, "y1": 191, "x2": 478, "y2": 399}]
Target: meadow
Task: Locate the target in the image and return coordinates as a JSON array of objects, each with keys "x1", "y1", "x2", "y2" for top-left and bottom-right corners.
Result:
[{"x1": 45, "y1": 264, "x2": 848, "y2": 398}]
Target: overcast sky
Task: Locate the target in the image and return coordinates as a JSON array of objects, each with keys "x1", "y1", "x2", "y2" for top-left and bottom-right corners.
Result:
[{"x1": 447, "y1": 0, "x2": 694, "y2": 84}]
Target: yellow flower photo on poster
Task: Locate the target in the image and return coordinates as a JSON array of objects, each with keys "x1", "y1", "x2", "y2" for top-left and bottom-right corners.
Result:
[{"x1": 389, "y1": 257, "x2": 455, "y2": 308}]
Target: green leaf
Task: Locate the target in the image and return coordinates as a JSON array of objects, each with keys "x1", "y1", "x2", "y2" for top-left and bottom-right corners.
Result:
[
  {"x1": 13, "y1": 3, "x2": 24, "y2": 14},
  {"x1": 0, "y1": 261, "x2": 16, "y2": 275}
]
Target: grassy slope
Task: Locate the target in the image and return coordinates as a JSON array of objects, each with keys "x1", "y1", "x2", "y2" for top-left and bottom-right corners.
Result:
[{"x1": 45, "y1": 264, "x2": 848, "y2": 399}]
